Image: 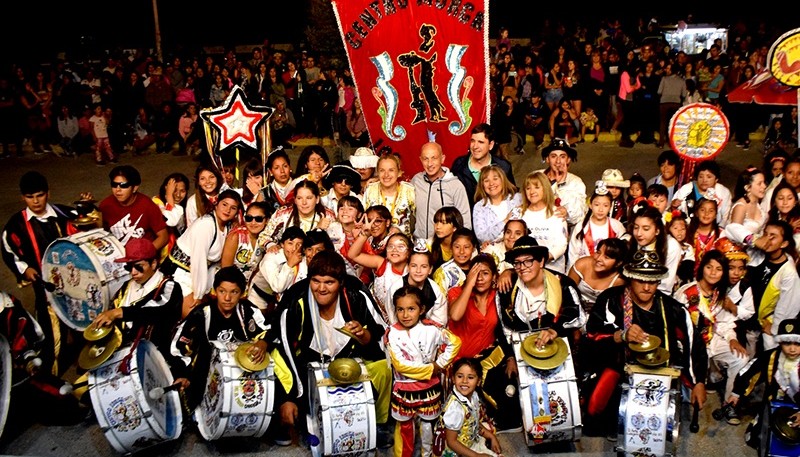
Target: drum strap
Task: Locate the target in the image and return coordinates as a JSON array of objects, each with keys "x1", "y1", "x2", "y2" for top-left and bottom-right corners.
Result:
[{"x1": 118, "y1": 328, "x2": 145, "y2": 376}]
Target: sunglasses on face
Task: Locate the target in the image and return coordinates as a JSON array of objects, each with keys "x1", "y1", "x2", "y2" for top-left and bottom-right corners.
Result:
[
  {"x1": 123, "y1": 262, "x2": 147, "y2": 273},
  {"x1": 244, "y1": 215, "x2": 266, "y2": 223},
  {"x1": 110, "y1": 181, "x2": 133, "y2": 189}
]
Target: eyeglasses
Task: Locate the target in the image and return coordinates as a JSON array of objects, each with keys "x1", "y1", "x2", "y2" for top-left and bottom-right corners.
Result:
[
  {"x1": 123, "y1": 262, "x2": 147, "y2": 273},
  {"x1": 386, "y1": 244, "x2": 408, "y2": 252},
  {"x1": 244, "y1": 215, "x2": 266, "y2": 223},
  {"x1": 513, "y1": 258, "x2": 536, "y2": 270},
  {"x1": 110, "y1": 181, "x2": 133, "y2": 189}
]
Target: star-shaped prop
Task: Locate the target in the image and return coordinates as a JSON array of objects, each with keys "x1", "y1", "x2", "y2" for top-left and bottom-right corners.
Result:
[{"x1": 200, "y1": 85, "x2": 274, "y2": 150}]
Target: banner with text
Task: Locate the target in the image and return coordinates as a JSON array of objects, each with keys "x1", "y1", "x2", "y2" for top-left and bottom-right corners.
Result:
[{"x1": 331, "y1": 0, "x2": 490, "y2": 175}]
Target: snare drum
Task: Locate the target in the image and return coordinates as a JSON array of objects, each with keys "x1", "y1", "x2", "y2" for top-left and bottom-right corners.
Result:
[
  {"x1": 617, "y1": 371, "x2": 680, "y2": 457},
  {"x1": 194, "y1": 341, "x2": 275, "y2": 440},
  {"x1": 307, "y1": 360, "x2": 377, "y2": 455},
  {"x1": 513, "y1": 333, "x2": 582, "y2": 446},
  {"x1": 88, "y1": 339, "x2": 182, "y2": 454},
  {"x1": 42, "y1": 228, "x2": 129, "y2": 331}
]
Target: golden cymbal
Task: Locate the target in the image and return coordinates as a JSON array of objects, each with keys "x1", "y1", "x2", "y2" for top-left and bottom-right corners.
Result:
[
  {"x1": 234, "y1": 342, "x2": 270, "y2": 372},
  {"x1": 520, "y1": 338, "x2": 569, "y2": 371},
  {"x1": 327, "y1": 358, "x2": 362, "y2": 384},
  {"x1": 83, "y1": 324, "x2": 113, "y2": 342},
  {"x1": 78, "y1": 328, "x2": 122, "y2": 370},
  {"x1": 335, "y1": 326, "x2": 358, "y2": 340},
  {"x1": 636, "y1": 347, "x2": 670, "y2": 367},
  {"x1": 522, "y1": 333, "x2": 558, "y2": 359},
  {"x1": 628, "y1": 335, "x2": 663, "y2": 353}
]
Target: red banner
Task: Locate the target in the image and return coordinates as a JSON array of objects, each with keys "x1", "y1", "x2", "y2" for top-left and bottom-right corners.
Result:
[{"x1": 331, "y1": 0, "x2": 490, "y2": 176}]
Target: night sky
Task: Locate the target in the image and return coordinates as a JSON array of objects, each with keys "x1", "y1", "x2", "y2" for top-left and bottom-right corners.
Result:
[{"x1": 1, "y1": 2, "x2": 793, "y2": 69}]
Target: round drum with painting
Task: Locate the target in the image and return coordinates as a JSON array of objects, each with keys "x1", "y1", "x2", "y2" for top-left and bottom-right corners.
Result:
[{"x1": 41, "y1": 229, "x2": 129, "y2": 331}]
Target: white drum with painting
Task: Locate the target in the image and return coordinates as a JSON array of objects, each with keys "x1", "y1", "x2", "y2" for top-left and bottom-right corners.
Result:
[
  {"x1": 42, "y1": 228, "x2": 129, "y2": 331},
  {"x1": 513, "y1": 332, "x2": 582, "y2": 447},
  {"x1": 194, "y1": 340, "x2": 275, "y2": 440},
  {"x1": 616, "y1": 368, "x2": 680, "y2": 457},
  {"x1": 307, "y1": 359, "x2": 377, "y2": 456},
  {"x1": 88, "y1": 339, "x2": 183, "y2": 454}
]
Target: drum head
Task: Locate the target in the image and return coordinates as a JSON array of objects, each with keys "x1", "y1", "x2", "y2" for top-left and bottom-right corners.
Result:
[
  {"x1": 42, "y1": 229, "x2": 129, "y2": 331},
  {"x1": 0, "y1": 335, "x2": 12, "y2": 440},
  {"x1": 772, "y1": 407, "x2": 800, "y2": 444}
]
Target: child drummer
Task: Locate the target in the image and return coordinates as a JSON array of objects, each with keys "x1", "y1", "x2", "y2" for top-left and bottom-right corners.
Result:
[{"x1": 726, "y1": 318, "x2": 800, "y2": 449}]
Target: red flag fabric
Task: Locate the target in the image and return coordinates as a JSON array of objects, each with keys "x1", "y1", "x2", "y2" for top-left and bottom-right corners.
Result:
[{"x1": 331, "y1": 0, "x2": 490, "y2": 176}]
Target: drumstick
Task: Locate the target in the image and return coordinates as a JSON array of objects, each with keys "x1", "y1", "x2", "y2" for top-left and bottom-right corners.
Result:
[
  {"x1": 149, "y1": 383, "x2": 182, "y2": 400},
  {"x1": 690, "y1": 403, "x2": 700, "y2": 433}
]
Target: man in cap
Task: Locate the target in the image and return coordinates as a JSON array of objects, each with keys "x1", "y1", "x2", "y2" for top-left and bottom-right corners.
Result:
[
  {"x1": 451, "y1": 123, "x2": 515, "y2": 207},
  {"x1": 411, "y1": 142, "x2": 472, "y2": 240},
  {"x1": 583, "y1": 249, "x2": 708, "y2": 437},
  {"x1": 89, "y1": 237, "x2": 182, "y2": 354},
  {"x1": 496, "y1": 235, "x2": 585, "y2": 432},
  {"x1": 533, "y1": 138, "x2": 588, "y2": 230}
]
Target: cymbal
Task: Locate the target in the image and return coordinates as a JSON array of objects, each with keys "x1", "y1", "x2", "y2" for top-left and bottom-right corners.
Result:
[
  {"x1": 335, "y1": 326, "x2": 358, "y2": 340},
  {"x1": 771, "y1": 407, "x2": 800, "y2": 444},
  {"x1": 628, "y1": 335, "x2": 662, "y2": 353},
  {"x1": 520, "y1": 338, "x2": 569, "y2": 371},
  {"x1": 83, "y1": 324, "x2": 113, "y2": 342},
  {"x1": 327, "y1": 358, "x2": 362, "y2": 384},
  {"x1": 636, "y1": 347, "x2": 670, "y2": 367},
  {"x1": 522, "y1": 333, "x2": 558, "y2": 359},
  {"x1": 78, "y1": 328, "x2": 122, "y2": 370},
  {"x1": 234, "y1": 342, "x2": 270, "y2": 372}
]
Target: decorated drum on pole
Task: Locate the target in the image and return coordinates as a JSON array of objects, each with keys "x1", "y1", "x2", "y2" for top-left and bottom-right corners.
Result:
[
  {"x1": 668, "y1": 102, "x2": 730, "y2": 186},
  {"x1": 41, "y1": 228, "x2": 130, "y2": 331}
]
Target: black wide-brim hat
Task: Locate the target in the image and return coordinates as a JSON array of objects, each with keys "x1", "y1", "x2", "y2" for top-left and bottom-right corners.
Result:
[
  {"x1": 623, "y1": 249, "x2": 669, "y2": 281},
  {"x1": 323, "y1": 164, "x2": 362, "y2": 194},
  {"x1": 541, "y1": 137, "x2": 578, "y2": 162},
  {"x1": 505, "y1": 235, "x2": 549, "y2": 264}
]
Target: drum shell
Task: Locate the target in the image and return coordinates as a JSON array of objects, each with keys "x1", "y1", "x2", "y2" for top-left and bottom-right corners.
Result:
[
  {"x1": 513, "y1": 333, "x2": 582, "y2": 446},
  {"x1": 42, "y1": 229, "x2": 129, "y2": 331},
  {"x1": 307, "y1": 360, "x2": 377, "y2": 456},
  {"x1": 88, "y1": 340, "x2": 182, "y2": 454},
  {"x1": 617, "y1": 372, "x2": 680, "y2": 457},
  {"x1": 194, "y1": 341, "x2": 275, "y2": 440},
  {"x1": 0, "y1": 335, "x2": 12, "y2": 440}
]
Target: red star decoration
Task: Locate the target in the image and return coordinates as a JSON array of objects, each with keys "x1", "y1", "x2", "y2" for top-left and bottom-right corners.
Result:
[{"x1": 200, "y1": 85, "x2": 273, "y2": 150}]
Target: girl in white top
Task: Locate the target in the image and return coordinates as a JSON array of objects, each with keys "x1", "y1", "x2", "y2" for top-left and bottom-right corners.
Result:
[
  {"x1": 567, "y1": 182, "x2": 626, "y2": 271},
  {"x1": 169, "y1": 189, "x2": 241, "y2": 318},
  {"x1": 260, "y1": 180, "x2": 336, "y2": 249},
  {"x1": 520, "y1": 171, "x2": 569, "y2": 273},
  {"x1": 247, "y1": 226, "x2": 306, "y2": 312},
  {"x1": 348, "y1": 227, "x2": 412, "y2": 324},
  {"x1": 567, "y1": 237, "x2": 627, "y2": 315},
  {"x1": 628, "y1": 206, "x2": 682, "y2": 295},
  {"x1": 723, "y1": 167, "x2": 769, "y2": 266},
  {"x1": 361, "y1": 153, "x2": 416, "y2": 237},
  {"x1": 385, "y1": 247, "x2": 448, "y2": 327},
  {"x1": 185, "y1": 164, "x2": 232, "y2": 228},
  {"x1": 472, "y1": 164, "x2": 523, "y2": 247}
]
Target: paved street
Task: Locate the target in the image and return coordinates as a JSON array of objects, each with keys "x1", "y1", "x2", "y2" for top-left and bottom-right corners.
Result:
[{"x1": 0, "y1": 135, "x2": 768, "y2": 456}]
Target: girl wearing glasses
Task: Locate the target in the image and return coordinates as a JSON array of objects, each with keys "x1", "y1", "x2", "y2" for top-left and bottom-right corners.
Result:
[
  {"x1": 348, "y1": 227, "x2": 412, "y2": 323},
  {"x1": 221, "y1": 201, "x2": 270, "y2": 285}
]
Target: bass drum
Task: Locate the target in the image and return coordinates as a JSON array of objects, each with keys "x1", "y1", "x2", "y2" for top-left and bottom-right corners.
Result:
[
  {"x1": 617, "y1": 371, "x2": 680, "y2": 457},
  {"x1": 513, "y1": 333, "x2": 582, "y2": 446},
  {"x1": 194, "y1": 341, "x2": 275, "y2": 440},
  {"x1": 88, "y1": 339, "x2": 182, "y2": 454},
  {"x1": 307, "y1": 360, "x2": 377, "y2": 456},
  {"x1": 0, "y1": 335, "x2": 11, "y2": 440},
  {"x1": 42, "y1": 228, "x2": 129, "y2": 331}
]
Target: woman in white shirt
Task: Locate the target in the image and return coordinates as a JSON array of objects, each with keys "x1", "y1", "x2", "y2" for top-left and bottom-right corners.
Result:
[
  {"x1": 520, "y1": 171, "x2": 569, "y2": 273},
  {"x1": 472, "y1": 165, "x2": 522, "y2": 247}
]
